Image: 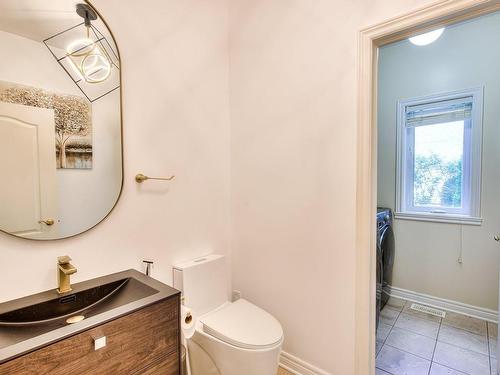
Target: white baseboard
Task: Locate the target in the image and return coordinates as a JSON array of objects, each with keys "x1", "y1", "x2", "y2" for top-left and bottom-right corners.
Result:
[
  {"x1": 388, "y1": 286, "x2": 498, "y2": 323},
  {"x1": 279, "y1": 351, "x2": 331, "y2": 375}
]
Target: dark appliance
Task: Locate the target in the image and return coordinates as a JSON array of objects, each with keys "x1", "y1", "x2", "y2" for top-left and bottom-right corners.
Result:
[{"x1": 376, "y1": 207, "x2": 395, "y2": 326}]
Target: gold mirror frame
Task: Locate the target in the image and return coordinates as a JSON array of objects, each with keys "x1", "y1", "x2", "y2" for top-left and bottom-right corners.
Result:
[{"x1": 0, "y1": 0, "x2": 124, "y2": 241}]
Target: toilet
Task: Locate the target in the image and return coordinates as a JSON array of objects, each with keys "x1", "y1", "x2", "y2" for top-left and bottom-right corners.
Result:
[{"x1": 173, "y1": 254, "x2": 283, "y2": 375}]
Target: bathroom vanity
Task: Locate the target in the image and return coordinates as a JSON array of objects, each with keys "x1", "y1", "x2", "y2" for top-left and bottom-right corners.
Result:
[
  {"x1": 0, "y1": 1, "x2": 182, "y2": 372},
  {"x1": 0, "y1": 270, "x2": 180, "y2": 374}
]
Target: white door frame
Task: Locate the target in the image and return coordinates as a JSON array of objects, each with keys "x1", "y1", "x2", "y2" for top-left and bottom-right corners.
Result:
[{"x1": 355, "y1": 1, "x2": 500, "y2": 374}]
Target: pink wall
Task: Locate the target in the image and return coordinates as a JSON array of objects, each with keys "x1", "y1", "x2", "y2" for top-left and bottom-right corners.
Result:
[{"x1": 229, "y1": 0, "x2": 435, "y2": 373}]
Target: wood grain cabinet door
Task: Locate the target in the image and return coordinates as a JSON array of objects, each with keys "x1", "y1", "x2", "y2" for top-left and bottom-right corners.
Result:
[
  {"x1": 138, "y1": 351, "x2": 180, "y2": 375},
  {"x1": 0, "y1": 297, "x2": 180, "y2": 375}
]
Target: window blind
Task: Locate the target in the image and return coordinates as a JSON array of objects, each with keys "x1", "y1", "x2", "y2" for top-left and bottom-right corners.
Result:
[{"x1": 405, "y1": 96, "x2": 473, "y2": 127}]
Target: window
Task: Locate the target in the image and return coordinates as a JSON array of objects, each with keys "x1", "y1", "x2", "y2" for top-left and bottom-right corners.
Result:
[{"x1": 396, "y1": 88, "x2": 483, "y2": 224}]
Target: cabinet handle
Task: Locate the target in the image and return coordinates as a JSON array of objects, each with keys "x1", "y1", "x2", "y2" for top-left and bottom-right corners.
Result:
[{"x1": 94, "y1": 336, "x2": 107, "y2": 351}]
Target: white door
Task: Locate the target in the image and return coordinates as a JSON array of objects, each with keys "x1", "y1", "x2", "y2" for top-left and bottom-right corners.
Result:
[{"x1": 0, "y1": 102, "x2": 58, "y2": 239}]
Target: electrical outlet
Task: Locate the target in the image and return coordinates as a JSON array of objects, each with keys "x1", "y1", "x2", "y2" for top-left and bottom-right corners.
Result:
[{"x1": 232, "y1": 290, "x2": 242, "y2": 301}]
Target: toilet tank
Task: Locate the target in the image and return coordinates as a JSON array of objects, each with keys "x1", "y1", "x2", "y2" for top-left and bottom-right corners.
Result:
[{"x1": 173, "y1": 254, "x2": 228, "y2": 316}]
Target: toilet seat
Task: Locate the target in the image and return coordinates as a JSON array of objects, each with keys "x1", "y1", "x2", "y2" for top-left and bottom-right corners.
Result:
[{"x1": 199, "y1": 299, "x2": 283, "y2": 350}]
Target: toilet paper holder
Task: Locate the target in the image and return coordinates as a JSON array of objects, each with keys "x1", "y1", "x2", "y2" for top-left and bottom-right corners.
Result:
[{"x1": 180, "y1": 297, "x2": 193, "y2": 325}]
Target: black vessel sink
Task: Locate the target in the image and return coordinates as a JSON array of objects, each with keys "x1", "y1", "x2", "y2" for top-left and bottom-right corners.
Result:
[
  {"x1": 0, "y1": 278, "x2": 132, "y2": 326},
  {"x1": 0, "y1": 269, "x2": 180, "y2": 364}
]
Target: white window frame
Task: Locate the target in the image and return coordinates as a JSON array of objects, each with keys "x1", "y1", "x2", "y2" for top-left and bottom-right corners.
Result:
[{"x1": 395, "y1": 87, "x2": 483, "y2": 225}]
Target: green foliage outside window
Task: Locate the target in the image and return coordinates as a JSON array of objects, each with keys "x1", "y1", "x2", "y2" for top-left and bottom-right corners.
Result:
[{"x1": 414, "y1": 154, "x2": 462, "y2": 208}]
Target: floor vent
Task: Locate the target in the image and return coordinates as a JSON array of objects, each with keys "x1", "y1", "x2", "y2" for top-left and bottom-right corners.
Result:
[{"x1": 410, "y1": 303, "x2": 446, "y2": 318}]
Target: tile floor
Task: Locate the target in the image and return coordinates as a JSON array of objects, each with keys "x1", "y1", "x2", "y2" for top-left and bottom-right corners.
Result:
[{"x1": 377, "y1": 297, "x2": 498, "y2": 375}]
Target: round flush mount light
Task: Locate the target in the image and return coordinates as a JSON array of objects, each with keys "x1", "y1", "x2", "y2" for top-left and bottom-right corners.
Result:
[{"x1": 409, "y1": 28, "x2": 445, "y2": 46}]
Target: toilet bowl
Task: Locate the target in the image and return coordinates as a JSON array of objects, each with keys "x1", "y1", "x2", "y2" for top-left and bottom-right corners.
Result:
[{"x1": 173, "y1": 255, "x2": 283, "y2": 375}]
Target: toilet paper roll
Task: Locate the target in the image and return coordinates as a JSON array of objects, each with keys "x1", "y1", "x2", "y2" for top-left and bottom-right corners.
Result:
[{"x1": 181, "y1": 305, "x2": 196, "y2": 339}]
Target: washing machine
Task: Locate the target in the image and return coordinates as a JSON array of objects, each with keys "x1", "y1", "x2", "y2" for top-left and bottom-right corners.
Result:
[{"x1": 376, "y1": 208, "x2": 395, "y2": 324}]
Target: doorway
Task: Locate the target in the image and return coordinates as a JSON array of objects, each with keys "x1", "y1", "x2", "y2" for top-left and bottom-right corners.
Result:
[{"x1": 355, "y1": 1, "x2": 500, "y2": 374}]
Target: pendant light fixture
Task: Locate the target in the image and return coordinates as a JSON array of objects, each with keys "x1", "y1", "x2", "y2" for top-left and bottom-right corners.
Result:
[
  {"x1": 44, "y1": 3, "x2": 120, "y2": 102},
  {"x1": 66, "y1": 4, "x2": 112, "y2": 84}
]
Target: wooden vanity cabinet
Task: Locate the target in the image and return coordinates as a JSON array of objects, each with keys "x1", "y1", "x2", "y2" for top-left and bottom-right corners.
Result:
[{"x1": 0, "y1": 296, "x2": 180, "y2": 375}]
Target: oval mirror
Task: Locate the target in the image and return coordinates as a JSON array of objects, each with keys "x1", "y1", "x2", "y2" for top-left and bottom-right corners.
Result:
[{"x1": 0, "y1": 1, "x2": 122, "y2": 240}]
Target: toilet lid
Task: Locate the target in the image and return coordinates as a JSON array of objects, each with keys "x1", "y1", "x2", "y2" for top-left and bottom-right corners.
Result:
[{"x1": 200, "y1": 299, "x2": 283, "y2": 350}]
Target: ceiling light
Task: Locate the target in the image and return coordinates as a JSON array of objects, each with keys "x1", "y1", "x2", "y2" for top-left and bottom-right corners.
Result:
[
  {"x1": 67, "y1": 38, "x2": 112, "y2": 83},
  {"x1": 409, "y1": 28, "x2": 445, "y2": 46},
  {"x1": 65, "y1": 5, "x2": 112, "y2": 84},
  {"x1": 43, "y1": 3, "x2": 120, "y2": 102}
]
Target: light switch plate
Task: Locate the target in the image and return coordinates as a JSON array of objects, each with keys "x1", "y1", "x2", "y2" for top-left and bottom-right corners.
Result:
[{"x1": 94, "y1": 336, "x2": 106, "y2": 351}]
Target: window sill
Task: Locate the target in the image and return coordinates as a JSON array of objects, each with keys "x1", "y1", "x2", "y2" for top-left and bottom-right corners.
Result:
[{"x1": 394, "y1": 212, "x2": 482, "y2": 226}]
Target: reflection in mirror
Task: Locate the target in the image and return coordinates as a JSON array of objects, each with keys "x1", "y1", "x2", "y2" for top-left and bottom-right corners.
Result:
[{"x1": 0, "y1": 1, "x2": 122, "y2": 240}]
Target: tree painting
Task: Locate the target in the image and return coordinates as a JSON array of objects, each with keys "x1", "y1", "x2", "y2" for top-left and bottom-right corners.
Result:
[
  {"x1": 52, "y1": 95, "x2": 91, "y2": 168},
  {"x1": 0, "y1": 81, "x2": 92, "y2": 169}
]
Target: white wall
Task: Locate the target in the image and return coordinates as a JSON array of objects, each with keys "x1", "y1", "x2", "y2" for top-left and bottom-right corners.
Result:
[
  {"x1": 0, "y1": 0, "x2": 230, "y2": 303},
  {"x1": 229, "y1": 0, "x2": 435, "y2": 373},
  {"x1": 0, "y1": 31, "x2": 79, "y2": 95},
  {"x1": 378, "y1": 12, "x2": 500, "y2": 310},
  {"x1": 0, "y1": 30, "x2": 122, "y2": 239}
]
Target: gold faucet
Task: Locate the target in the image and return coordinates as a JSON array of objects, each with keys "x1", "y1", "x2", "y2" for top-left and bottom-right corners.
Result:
[{"x1": 57, "y1": 256, "x2": 77, "y2": 294}]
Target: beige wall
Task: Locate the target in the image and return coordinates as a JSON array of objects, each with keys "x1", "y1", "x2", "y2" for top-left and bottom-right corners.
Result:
[
  {"x1": 378, "y1": 12, "x2": 500, "y2": 311},
  {"x1": 0, "y1": 0, "x2": 231, "y2": 302},
  {"x1": 229, "y1": 0, "x2": 435, "y2": 373}
]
